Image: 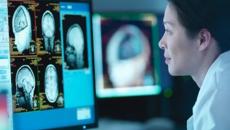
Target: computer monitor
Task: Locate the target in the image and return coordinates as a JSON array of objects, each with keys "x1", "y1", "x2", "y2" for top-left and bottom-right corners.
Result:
[
  {"x1": 0, "y1": 87, "x2": 13, "y2": 130},
  {"x1": 0, "y1": 0, "x2": 96, "y2": 129},
  {"x1": 93, "y1": 12, "x2": 161, "y2": 98}
]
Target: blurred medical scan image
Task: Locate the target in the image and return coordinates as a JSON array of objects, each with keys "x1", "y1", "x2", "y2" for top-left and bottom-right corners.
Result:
[
  {"x1": 101, "y1": 20, "x2": 155, "y2": 88},
  {"x1": 15, "y1": 65, "x2": 36, "y2": 111},
  {"x1": 62, "y1": 15, "x2": 88, "y2": 70}
]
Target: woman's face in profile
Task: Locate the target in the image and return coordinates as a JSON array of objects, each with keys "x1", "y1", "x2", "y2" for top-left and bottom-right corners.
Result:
[{"x1": 159, "y1": 3, "x2": 199, "y2": 76}]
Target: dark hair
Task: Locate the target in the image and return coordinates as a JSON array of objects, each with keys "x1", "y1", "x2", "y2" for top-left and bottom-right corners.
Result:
[{"x1": 168, "y1": 0, "x2": 230, "y2": 52}]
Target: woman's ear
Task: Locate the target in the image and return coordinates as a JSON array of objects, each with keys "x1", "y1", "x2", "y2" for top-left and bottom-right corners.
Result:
[{"x1": 198, "y1": 29, "x2": 212, "y2": 51}]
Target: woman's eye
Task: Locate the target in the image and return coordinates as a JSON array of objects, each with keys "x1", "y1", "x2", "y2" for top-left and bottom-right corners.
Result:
[{"x1": 165, "y1": 29, "x2": 173, "y2": 35}]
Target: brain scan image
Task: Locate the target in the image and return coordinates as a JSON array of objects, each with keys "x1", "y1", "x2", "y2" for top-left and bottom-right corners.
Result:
[
  {"x1": 44, "y1": 64, "x2": 58, "y2": 103},
  {"x1": 12, "y1": 5, "x2": 32, "y2": 53},
  {"x1": 15, "y1": 65, "x2": 35, "y2": 110},
  {"x1": 106, "y1": 25, "x2": 151, "y2": 87},
  {"x1": 65, "y1": 24, "x2": 85, "y2": 69},
  {"x1": 42, "y1": 10, "x2": 55, "y2": 52}
]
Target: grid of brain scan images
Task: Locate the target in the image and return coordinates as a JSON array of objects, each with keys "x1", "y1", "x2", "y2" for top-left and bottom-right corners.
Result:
[{"x1": 8, "y1": 0, "x2": 64, "y2": 112}]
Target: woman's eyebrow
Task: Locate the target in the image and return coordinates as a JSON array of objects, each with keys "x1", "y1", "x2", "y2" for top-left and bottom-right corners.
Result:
[{"x1": 163, "y1": 21, "x2": 175, "y2": 26}]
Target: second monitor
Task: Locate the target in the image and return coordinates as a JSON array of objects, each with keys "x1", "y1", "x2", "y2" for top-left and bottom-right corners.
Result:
[{"x1": 93, "y1": 12, "x2": 161, "y2": 98}]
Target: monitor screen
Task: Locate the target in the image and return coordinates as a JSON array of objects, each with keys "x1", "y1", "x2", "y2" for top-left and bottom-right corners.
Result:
[
  {"x1": 0, "y1": 0, "x2": 96, "y2": 129},
  {"x1": 0, "y1": 88, "x2": 13, "y2": 130},
  {"x1": 93, "y1": 13, "x2": 161, "y2": 98}
]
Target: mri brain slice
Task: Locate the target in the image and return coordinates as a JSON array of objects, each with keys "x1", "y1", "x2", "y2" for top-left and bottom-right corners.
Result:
[
  {"x1": 65, "y1": 24, "x2": 85, "y2": 69},
  {"x1": 44, "y1": 64, "x2": 58, "y2": 103},
  {"x1": 42, "y1": 10, "x2": 55, "y2": 52},
  {"x1": 12, "y1": 5, "x2": 32, "y2": 53}
]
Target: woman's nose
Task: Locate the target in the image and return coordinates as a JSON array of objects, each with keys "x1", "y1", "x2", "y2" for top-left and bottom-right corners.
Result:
[{"x1": 158, "y1": 34, "x2": 166, "y2": 50}]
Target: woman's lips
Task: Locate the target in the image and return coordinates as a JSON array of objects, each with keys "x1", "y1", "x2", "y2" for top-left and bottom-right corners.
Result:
[{"x1": 165, "y1": 57, "x2": 171, "y2": 65}]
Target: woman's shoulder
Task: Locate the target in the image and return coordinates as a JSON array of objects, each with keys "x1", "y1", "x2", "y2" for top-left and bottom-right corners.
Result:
[
  {"x1": 216, "y1": 50, "x2": 230, "y2": 72},
  {"x1": 215, "y1": 51, "x2": 230, "y2": 88}
]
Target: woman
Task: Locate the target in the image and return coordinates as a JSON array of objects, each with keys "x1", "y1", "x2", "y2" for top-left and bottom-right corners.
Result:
[{"x1": 159, "y1": 0, "x2": 230, "y2": 129}]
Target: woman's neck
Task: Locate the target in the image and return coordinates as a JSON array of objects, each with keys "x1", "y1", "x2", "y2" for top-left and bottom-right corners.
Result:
[{"x1": 191, "y1": 45, "x2": 220, "y2": 88}]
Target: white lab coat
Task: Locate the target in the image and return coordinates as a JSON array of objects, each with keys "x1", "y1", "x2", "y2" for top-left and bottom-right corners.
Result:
[{"x1": 187, "y1": 51, "x2": 230, "y2": 130}]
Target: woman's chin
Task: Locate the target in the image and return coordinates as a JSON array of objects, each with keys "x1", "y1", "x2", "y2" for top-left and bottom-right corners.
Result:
[{"x1": 168, "y1": 67, "x2": 180, "y2": 76}]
